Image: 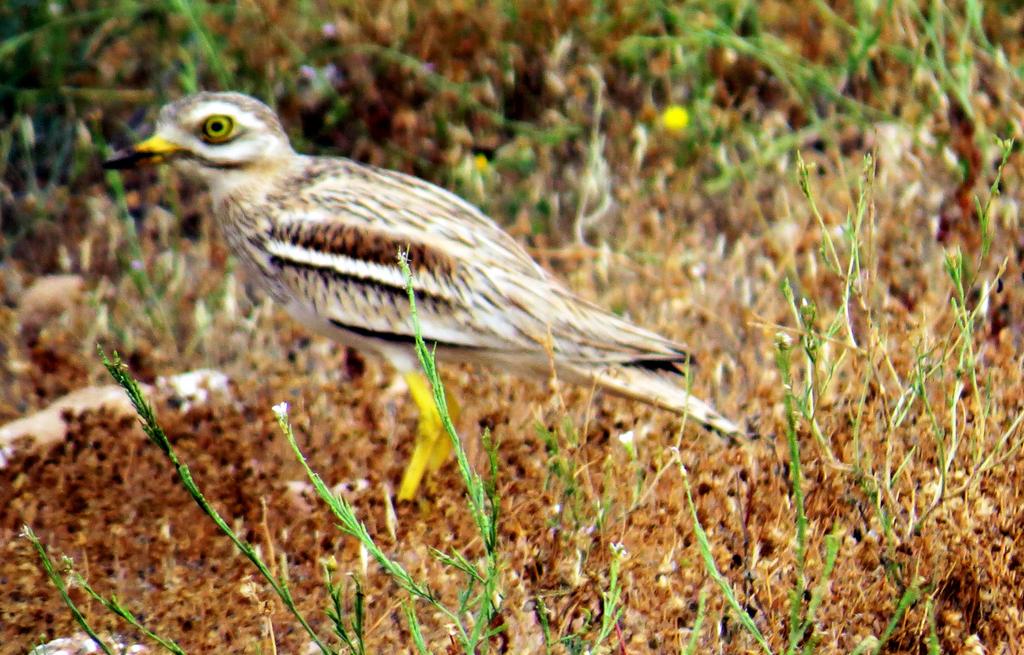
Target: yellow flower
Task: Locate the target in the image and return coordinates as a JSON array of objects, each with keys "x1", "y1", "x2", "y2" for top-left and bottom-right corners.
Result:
[
  {"x1": 661, "y1": 105, "x2": 690, "y2": 134},
  {"x1": 473, "y1": 153, "x2": 490, "y2": 173}
]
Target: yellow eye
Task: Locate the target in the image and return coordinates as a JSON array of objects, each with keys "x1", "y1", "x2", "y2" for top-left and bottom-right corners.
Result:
[{"x1": 201, "y1": 115, "x2": 235, "y2": 143}]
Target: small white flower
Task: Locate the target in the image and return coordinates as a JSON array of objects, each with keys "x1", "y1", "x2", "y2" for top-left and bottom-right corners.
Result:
[
  {"x1": 610, "y1": 542, "x2": 628, "y2": 558},
  {"x1": 775, "y1": 331, "x2": 794, "y2": 348},
  {"x1": 617, "y1": 430, "x2": 635, "y2": 446},
  {"x1": 272, "y1": 402, "x2": 289, "y2": 420}
]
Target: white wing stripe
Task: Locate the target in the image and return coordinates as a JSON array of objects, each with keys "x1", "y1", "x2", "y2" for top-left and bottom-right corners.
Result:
[
  {"x1": 266, "y1": 238, "x2": 460, "y2": 301},
  {"x1": 267, "y1": 239, "x2": 407, "y2": 287}
]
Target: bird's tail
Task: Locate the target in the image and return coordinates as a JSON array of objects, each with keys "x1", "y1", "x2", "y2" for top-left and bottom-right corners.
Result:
[{"x1": 564, "y1": 362, "x2": 744, "y2": 436}]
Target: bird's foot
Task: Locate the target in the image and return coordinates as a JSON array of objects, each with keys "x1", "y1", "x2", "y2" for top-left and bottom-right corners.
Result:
[{"x1": 397, "y1": 371, "x2": 461, "y2": 501}]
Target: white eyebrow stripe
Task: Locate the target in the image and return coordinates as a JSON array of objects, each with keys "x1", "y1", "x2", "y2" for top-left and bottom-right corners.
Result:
[{"x1": 185, "y1": 100, "x2": 252, "y2": 121}]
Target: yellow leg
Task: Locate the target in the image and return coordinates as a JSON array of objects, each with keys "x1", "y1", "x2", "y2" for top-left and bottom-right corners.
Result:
[{"x1": 397, "y1": 372, "x2": 461, "y2": 501}]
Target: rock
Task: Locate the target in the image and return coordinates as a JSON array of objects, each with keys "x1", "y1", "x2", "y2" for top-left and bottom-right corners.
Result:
[
  {"x1": 28, "y1": 633, "x2": 148, "y2": 655},
  {"x1": 0, "y1": 369, "x2": 232, "y2": 467},
  {"x1": 157, "y1": 368, "x2": 232, "y2": 413},
  {"x1": 0, "y1": 385, "x2": 145, "y2": 468}
]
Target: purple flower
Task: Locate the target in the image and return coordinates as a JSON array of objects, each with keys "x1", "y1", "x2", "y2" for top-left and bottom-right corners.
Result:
[{"x1": 324, "y1": 63, "x2": 342, "y2": 84}]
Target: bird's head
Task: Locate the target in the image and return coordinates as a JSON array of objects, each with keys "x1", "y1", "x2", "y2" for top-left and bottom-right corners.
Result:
[{"x1": 103, "y1": 92, "x2": 295, "y2": 192}]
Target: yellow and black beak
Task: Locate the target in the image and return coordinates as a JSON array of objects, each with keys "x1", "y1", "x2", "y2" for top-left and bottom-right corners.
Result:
[{"x1": 102, "y1": 135, "x2": 181, "y2": 170}]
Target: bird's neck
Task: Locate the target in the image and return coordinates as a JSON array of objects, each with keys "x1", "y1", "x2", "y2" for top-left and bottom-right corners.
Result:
[{"x1": 206, "y1": 154, "x2": 301, "y2": 207}]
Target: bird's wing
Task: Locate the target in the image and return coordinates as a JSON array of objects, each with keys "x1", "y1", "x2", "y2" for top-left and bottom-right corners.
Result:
[
  {"x1": 323, "y1": 159, "x2": 548, "y2": 277},
  {"x1": 257, "y1": 158, "x2": 540, "y2": 352},
  {"x1": 502, "y1": 275, "x2": 694, "y2": 366},
  {"x1": 263, "y1": 157, "x2": 691, "y2": 367}
]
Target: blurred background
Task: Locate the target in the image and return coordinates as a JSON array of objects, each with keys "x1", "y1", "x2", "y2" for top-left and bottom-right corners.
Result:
[{"x1": 3, "y1": 1, "x2": 1024, "y2": 652}]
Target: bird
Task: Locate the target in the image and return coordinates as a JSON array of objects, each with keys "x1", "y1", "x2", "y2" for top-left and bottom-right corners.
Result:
[{"x1": 103, "y1": 91, "x2": 743, "y2": 500}]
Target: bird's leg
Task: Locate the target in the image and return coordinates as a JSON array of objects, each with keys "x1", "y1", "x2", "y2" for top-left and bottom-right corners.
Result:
[{"x1": 397, "y1": 371, "x2": 461, "y2": 501}]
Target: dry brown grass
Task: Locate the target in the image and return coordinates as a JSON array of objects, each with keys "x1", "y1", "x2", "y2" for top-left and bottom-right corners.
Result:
[{"x1": 3, "y1": 1, "x2": 1024, "y2": 653}]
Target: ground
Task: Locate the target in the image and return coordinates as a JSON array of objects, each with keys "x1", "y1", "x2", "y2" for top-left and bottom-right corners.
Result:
[{"x1": 2, "y1": 2, "x2": 1023, "y2": 654}]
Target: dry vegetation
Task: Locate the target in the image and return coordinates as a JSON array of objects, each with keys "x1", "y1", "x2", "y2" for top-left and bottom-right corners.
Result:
[{"x1": 2, "y1": 1, "x2": 1024, "y2": 653}]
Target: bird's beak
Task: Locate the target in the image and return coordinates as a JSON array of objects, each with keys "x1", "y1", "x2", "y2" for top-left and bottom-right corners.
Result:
[{"x1": 102, "y1": 134, "x2": 182, "y2": 170}]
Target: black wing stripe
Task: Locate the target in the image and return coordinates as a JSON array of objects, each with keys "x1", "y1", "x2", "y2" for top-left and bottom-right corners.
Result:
[{"x1": 328, "y1": 318, "x2": 482, "y2": 351}]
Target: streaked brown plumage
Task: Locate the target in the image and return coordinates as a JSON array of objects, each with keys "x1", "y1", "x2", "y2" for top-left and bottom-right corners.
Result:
[{"x1": 104, "y1": 92, "x2": 743, "y2": 498}]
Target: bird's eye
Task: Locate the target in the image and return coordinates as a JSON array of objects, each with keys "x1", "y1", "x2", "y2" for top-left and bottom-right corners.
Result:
[{"x1": 201, "y1": 115, "x2": 235, "y2": 143}]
